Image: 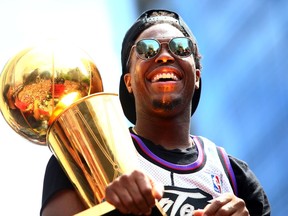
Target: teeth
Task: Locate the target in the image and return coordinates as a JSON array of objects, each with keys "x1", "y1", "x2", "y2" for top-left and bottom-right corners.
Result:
[{"x1": 151, "y1": 73, "x2": 180, "y2": 83}]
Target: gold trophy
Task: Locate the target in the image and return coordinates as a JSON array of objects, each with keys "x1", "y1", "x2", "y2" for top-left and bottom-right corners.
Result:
[
  {"x1": 48, "y1": 92, "x2": 166, "y2": 216},
  {"x1": 0, "y1": 41, "x2": 166, "y2": 215},
  {"x1": 0, "y1": 40, "x2": 103, "y2": 145}
]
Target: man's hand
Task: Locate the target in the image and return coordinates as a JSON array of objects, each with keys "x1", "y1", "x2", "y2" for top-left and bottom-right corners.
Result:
[
  {"x1": 105, "y1": 170, "x2": 164, "y2": 215},
  {"x1": 193, "y1": 193, "x2": 249, "y2": 216}
]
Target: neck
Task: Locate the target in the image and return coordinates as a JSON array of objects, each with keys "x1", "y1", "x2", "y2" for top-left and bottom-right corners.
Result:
[{"x1": 133, "y1": 118, "x2": 192, "y2": 150}]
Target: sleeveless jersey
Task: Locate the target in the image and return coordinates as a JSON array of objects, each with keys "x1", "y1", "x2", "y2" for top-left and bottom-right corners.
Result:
[{"x1": 131, "y1": 134, "x2": 236, "y2": 216}]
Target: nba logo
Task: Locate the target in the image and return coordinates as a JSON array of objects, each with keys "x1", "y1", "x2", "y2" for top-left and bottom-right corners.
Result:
[{"x1": 211, "y1": 174, "x2": 222, "y2": 193}]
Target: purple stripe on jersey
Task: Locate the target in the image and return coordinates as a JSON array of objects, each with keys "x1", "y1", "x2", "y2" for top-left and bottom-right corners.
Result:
[
  {"x1": 218, "y1": 147, "x2": 238, "y2": 196},
  {"x1": 131, "y1": 133, "x2": 205, "y2": 171}
]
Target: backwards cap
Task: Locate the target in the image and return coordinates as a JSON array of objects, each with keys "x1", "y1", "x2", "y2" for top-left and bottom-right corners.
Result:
[{"x1": 119, "y1": 9, "x2": 201, "y2": 124}]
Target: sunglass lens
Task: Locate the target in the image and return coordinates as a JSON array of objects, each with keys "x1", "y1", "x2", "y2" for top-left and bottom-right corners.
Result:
[
  {"x1": 169, "y1": 38, "x2": 193, "y2": 57},
  {"x1": 136, "y1": 39, "x2": 160, "y2": 59}
]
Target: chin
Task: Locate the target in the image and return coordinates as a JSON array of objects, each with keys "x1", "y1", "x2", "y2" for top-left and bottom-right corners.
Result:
[{"x1": 152, "y1": 98, "x2": 182, "y2": 111}]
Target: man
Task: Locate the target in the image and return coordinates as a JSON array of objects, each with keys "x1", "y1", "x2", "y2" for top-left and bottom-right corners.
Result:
[{"x1": 41, "y1": 9, "x2": 270, "y2": 216}]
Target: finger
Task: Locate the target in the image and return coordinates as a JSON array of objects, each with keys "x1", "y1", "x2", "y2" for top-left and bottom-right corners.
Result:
[
  {"x1": 203, "y1": 195, "x2": 232, "y2": 215},
  {"x1": 227, "y1": 198, "x2": 249, "y2": 216},
  {"x1": 203, "y1": 193, "x2": 249, "y2": 216},
  {"x1": 193, "y1": 209, "x2": 204, "y2": 216},
  {"x1": 150, "y1": 178, "x2": 164, "y2": 200},
  {"x1": 105, "y1": 179, "x2": 135, "y2": 214},
  {"x1": 132, "y1": 172, "x2": 156, "y2": 214},
  {"x1": 118, "y1": 173, "x2": 150, "y2": 214},
  {"x1": 215, "y1": 202, "x2": 238, "y2": 216},
  {"x1": 109, "y1": 171, "x2": 154, "y2": 215},
  {"x1": 105, "y1": 174, "x2": 148, "y2": 214}
]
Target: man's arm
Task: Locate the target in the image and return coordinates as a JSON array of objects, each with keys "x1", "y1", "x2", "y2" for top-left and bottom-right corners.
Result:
[{"x1": 41, "y1": 189, "x2": 86, "y2": 216}]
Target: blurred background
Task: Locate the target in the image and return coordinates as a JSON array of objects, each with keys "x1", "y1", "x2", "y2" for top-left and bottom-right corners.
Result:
[{"x1": 0, "y1": 0, "x2": 286, "y2": 215}]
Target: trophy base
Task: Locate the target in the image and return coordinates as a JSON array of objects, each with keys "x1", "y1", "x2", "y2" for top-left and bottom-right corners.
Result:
[{"x1": 75, "y1": 201, "x2": 166, "y2": 216}]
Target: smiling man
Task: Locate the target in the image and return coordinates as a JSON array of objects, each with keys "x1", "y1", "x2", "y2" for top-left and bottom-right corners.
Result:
[
  {"x1": 41, "y1": 9, "x2": 270, "y2": 216},
  {"x1": 114, "y1": 9, "x2": 270, "y2": 216}
]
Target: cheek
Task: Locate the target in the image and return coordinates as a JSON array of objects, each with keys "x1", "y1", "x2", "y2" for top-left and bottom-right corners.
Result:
[
  {"x1": 131, "y1": 60, "x2": 148, "y2": 83},
  {"x1": 181, "y1": 59, "x2": 197, "y2": 79},
  {"x1": 134, "y1": 58, "x2": 149, "y2": 72},
  {"x1": 128, "y1": 63, "x2": 142, "y2": 92},
  {"x1": 185, "y1": 56, "x2": 197, "y2": 70}
]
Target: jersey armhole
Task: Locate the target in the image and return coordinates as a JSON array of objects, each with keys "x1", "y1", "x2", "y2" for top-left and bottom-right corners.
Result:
[{"x1": 216, "y1": 146, "x2": 238, "y2": 196}]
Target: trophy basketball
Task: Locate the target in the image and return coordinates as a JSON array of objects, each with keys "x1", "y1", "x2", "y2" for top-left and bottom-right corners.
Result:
[{"x1": 0, "y1": 41, "x2": 166, "y2": 215}]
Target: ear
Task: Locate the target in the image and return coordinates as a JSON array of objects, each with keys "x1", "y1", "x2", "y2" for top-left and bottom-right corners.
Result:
[
  {"x1": 124, "y1": 73, "x2": 133, "y2": 93},
  {"x1": 195, "y1": 69, "x2": 201, "y2": 89}
]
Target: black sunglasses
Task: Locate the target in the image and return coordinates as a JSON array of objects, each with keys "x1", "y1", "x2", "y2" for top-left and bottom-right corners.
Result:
[{"x1": 133, "y1": 37, "x2": 194, "y2": 60}]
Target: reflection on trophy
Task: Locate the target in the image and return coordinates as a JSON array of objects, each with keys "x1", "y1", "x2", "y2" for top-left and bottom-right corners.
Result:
[
  {"x1": 0, "y1": 41, "x2": 165, "y2": 215},
  {"x1": 0, "y1": 40, "x2": 103, "y2": 145}
]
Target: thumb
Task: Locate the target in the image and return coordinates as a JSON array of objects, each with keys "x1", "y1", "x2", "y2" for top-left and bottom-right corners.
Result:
[
  {"x1": 150, "y1": 179, "x2": 164, "y2": 200},
  {"x1": 193, "y1": 209, "x2": 204, "y2": 216}
]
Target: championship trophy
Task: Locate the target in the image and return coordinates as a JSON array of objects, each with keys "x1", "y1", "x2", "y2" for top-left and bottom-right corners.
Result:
[
  {"x1": 0, "y1": 41, "x2": 166, "y2": 215},
  {"x1": 0, "y1": 40, "x2": 103, "y2": 145}
]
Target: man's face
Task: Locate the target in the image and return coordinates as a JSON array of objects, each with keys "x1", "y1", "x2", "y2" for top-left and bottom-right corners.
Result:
[{"x1": 124, "y1": 23, "x2": 201, "y2": 121}]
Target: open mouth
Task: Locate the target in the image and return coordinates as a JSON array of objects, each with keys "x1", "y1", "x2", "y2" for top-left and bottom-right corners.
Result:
[{"x1": 151, "y1": 72, "x2": 180, "y2": 83}]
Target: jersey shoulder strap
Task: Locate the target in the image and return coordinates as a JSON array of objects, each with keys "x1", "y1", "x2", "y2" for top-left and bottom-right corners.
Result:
[{"x1": 216, "y1": 146, "x2": 238, "y2": 196}]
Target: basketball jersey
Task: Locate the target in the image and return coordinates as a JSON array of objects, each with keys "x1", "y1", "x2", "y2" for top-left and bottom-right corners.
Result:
[{"x1": 131, "y1": 134, "x2": 236, "y2": 216}]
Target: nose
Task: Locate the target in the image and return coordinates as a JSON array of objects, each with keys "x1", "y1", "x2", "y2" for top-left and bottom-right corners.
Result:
[{"x1": 154, "y1": 46, "x2": 175, "y2": 64}]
